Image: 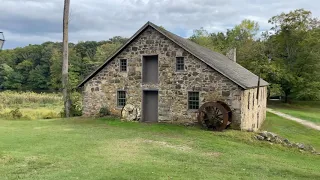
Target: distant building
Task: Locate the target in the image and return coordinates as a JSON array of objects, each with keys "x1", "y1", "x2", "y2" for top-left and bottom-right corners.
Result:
[{"x1": 78, "y1": 22, "x2": 268, "y2": 131}]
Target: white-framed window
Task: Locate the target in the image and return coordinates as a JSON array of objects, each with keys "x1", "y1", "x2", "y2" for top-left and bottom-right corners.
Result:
[
  {"x1": 176, "y1": 57, "x2": 185, "y2": 71},
  {"x1": 117, "y1": 90, "x2": 126, "y2": 107},
  {"x1": 188, "y1": 91, "x2": 199, "y2": 110},
  {"x1": 120, "y1": 59, "x2": 127, "y2": 72}
]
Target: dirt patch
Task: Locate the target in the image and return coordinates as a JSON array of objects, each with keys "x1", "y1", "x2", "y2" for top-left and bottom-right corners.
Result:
[
  {"x1": 143, "y1": 139, "x2": 192, "y2": 151},
  {"x1": 95, "y1": 139, "x2": 145, "y2": 161},
  {"x1": 0, "y1": 155, "x2": 16, "y2": 164}
]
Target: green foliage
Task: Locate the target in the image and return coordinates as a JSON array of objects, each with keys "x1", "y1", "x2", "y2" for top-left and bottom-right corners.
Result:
[
  {"x1": 0, "y1": 37, "x2": 127, "y2": 91},
  {"x1": 70, "y1": 91, "x2": 83, "y2": 117},
  {"x1": 266, "y1": 9, "x2": 320, "y2": 101},
  {"x1": 189, "y1": 9, "x2": 320, "y2": 101},
  {"x1": 9, "y1": 108, "x2": 22, "y2": 119},
  {"x1": 60, "y1": 91, "x2": 83, "y2": 117},
  {"x1": 99, "y1": 106, "x2": 110, "y2": 117}
]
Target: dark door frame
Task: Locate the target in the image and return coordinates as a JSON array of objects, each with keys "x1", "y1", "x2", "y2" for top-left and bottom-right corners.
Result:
[{"x1": 141, "y1": 89, "x2": 159, "y2": 123}]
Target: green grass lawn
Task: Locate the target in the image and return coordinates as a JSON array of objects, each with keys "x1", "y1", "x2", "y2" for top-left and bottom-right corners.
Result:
[
  {"x1": 262, "y1": 113, "x2": 320, "y2": 150},
  {"x1": 0, "y1": 114, "x2": 320, "y2": 180},
  {"x1": 268, "y1": 101, "x2": 320, "y2": 125}
]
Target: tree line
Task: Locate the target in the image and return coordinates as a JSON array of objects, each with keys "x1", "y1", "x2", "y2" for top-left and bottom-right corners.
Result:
[
  {"x1": 0, "y1": 9, "x2": 319, "y2": 102},
  {"x1": 190, "y1": 9, "x2": 320, "y2": 102},
  {"x1": 0, "y1": 36, "x2": 126, "y2": 91}
]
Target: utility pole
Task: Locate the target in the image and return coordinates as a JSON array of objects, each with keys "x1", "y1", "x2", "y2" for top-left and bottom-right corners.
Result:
[
  {"x1": 0, "y1": 32, "x2": 5, "y2": 50},
  {"x1": 62, "y1": 0, "x2": 71, "y2": 117}
]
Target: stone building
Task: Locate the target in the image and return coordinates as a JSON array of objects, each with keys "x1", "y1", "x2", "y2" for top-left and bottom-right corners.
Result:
[{"x1": 78, "y1": 22, "x2": 268, "y2": 131}]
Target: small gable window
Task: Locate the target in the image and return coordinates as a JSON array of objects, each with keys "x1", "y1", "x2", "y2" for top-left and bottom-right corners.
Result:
[
  {"x1": 188, "y1": 92, "x2": 199, "y2": 110},
  {"x1": 120, "y1": 59, "x2": 127, "y2": 72},
  {"x1": 117, "y1": 90, "x2": 126, "y2": 107},
  {"x1": 176, "y1": 57, "x2": 185, "y2": 71}
]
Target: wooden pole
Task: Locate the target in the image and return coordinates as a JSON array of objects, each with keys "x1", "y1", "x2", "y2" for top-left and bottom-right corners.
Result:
[
  {"x1": 62, "y1": 0, "x2": 71, "y2": 117},
  {"x1": 256, "y1": 72, "x2": 261, "y2": 100}
]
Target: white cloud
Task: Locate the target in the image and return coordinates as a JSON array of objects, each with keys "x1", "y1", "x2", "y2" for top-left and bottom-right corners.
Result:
[{"x1": 0, "y1": 0, "x2": 319, "y2": 49}]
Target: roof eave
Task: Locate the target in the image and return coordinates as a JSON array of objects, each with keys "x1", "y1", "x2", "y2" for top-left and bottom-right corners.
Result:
[{"x1": 78, "y1": 21, "x2": 269, "y2": 90}]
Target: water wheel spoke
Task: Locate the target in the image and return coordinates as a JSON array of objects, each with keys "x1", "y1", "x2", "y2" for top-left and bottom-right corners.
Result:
[
  {"x1": 216, "y1": 117, "x2": 223, "y2": 122},
  {"x1": 216, "y1": 113, "x2": 223, "y2": 117}
]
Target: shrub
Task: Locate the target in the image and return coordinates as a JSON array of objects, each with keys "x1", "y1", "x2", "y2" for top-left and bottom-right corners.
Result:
[
  {"x1": 99, "y1": 106, "x2": 110, "y2": 117},
  {"x1": 70, "y1": 92, "x2": 83, "y2": 117},
  {"x1": 42, "y1": 112, "x2": 59, "y2": 119},
  {"x1": 60, "y1": 91, "x2": 83, "y2": 117},
  {"x1": 9, "y1": 108, "x2": 23, "y2": 119}
]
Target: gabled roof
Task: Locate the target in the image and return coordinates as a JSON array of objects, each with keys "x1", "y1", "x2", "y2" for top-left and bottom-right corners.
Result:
[{"x1": 78, "y1": 21, "x2": 268, "y2": 89}]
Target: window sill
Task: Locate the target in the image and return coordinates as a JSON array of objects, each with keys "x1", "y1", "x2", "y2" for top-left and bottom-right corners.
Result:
[
  {"x1": 175, "y1": 70, "x2": 186, "y2": 73},
  {"x1": 142, "y1": 82, "x2": 159, "y2": 85},
  {"x1": 116, "y1": 106, "x2": 124, "y2": 110},
  {"x1": 187, "y1": 109, "x2": 199, "y2": 113}
]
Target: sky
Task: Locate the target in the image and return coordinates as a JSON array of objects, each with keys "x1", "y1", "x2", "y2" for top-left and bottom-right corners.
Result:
[{"x1": 0, "y1": 0, "x2": 319, "y2": 49}]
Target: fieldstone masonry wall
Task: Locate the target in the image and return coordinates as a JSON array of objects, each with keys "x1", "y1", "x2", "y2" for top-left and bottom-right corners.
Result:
[
  {"x1": 82, "y1": 26, "x2": 267, "y2": 131},
  {"x1": 240, "y1": 87, "x2": 268, "y2": 131}
]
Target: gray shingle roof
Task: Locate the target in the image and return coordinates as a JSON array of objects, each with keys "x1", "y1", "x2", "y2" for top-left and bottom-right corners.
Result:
[{"x1": 78, "y1": 22, "x2": 268, "y2": 89}]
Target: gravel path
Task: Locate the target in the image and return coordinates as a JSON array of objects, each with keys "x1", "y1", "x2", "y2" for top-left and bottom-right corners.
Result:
[{"x1": 267, "y1": 108, "x2": 320, "y2": 131}]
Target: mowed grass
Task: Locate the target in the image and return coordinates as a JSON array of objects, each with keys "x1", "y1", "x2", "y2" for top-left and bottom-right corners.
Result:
[
  {"x1": 262, "y1": 113, "x2": 320, "y2": 150},
  {"x1": 1, "y1": 115, "x2": 320, "y2": 179},
  {"x1": 268, "y1": 101, "x2": 320, "y2": 125}
]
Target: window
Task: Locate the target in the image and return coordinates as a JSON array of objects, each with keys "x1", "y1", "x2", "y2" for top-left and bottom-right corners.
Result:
[
  {"x1": 252, "y1": 93, "x2": 255, "y2": 108},
  {"x1": 248, "y1": 92, "x2": 250, "y2": 110},
  {"x1": 188, "y1": 92, "x2": 199, "y2": 110},
  {"x1": 117, "y1": 91, "x2": 126, "y2": 107},
  {"x1": 120, "y1": 59, "x2": 127, "y2": 72},
  {"x1": 176, "y1": 57, "x2": 185, "y2": 71}
]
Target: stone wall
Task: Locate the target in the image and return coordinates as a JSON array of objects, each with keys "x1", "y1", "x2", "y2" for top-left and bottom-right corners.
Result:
[
  {"x1": 240, "y1": 86, "x2": 267, "y2": 131},
  {"x1": 82, "y1": 26, "x2": 266, "y2": 130}
]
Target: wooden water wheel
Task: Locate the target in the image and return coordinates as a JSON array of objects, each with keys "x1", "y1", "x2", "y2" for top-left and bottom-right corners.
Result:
[{"x1": 197, "y1": 101, "x2": 232, "y2": 131}]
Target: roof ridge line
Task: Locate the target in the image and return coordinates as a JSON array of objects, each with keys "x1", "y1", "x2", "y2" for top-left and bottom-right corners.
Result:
[{"x1": 77, "y1": 21, "x2": 268, "y2": 89}]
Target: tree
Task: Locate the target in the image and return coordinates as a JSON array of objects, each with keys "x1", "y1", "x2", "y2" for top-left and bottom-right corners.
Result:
[
  {"x1": 189, "y1": 19, "x2": 260, "y2": 54},
  {"x1": 95, "y1": 43, "x2": 121, "y2": 63},
  {"x1": 62, "y1": 0, "x2": 71, "y2": 117},
  {"x1": 267, "y1": 9, "x2": 320, "y2": 102},
  {"x1": 28, "y1": 65, "x2": 49, "y2": 90}
]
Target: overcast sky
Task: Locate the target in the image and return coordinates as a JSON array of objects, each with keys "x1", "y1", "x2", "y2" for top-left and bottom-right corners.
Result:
[{"x1": 0, "y1": 0, "x2": 319, "y2": 49}]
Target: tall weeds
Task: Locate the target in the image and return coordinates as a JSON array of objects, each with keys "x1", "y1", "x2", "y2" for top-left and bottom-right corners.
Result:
[
  {"x1": 0, "y1": 91, "x2": 62, "y2": 108},
  {"x1": 0, "y1": 91, "x2": 63, "y2": 120}
]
